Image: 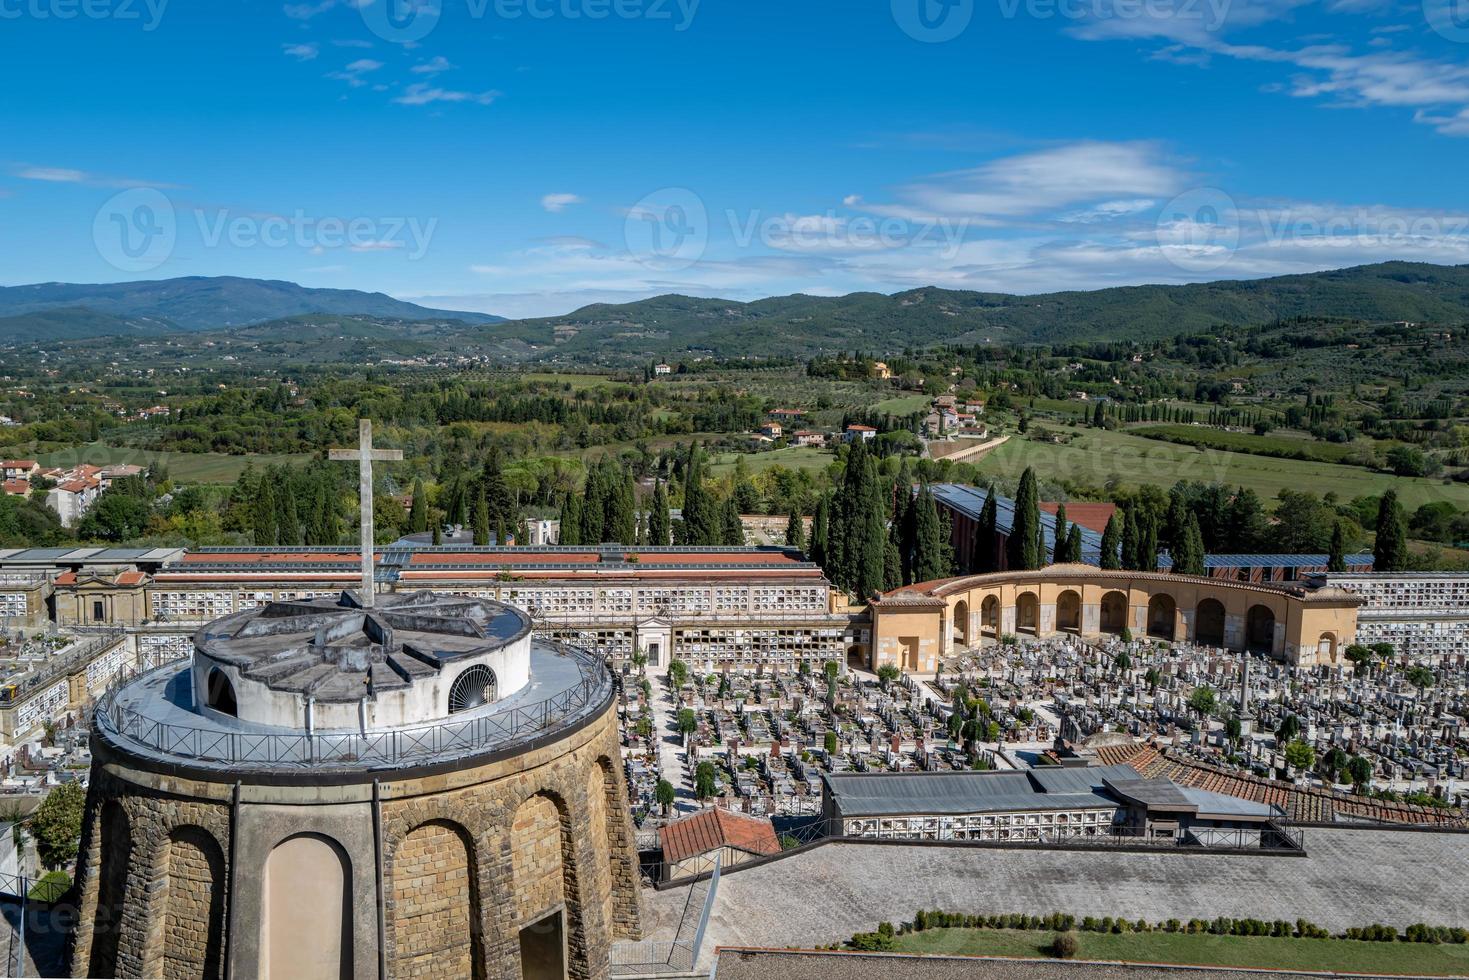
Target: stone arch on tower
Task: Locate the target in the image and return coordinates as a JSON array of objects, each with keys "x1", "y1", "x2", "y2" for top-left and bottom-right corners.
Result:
[{"x1": 388, "y1": 819, "x2": 483, "y2": 980}]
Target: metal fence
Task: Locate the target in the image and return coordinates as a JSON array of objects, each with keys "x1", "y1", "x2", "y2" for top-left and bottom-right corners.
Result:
[
  {"x1": 611, "y1": 855, "x2": 720, "y2": 975},
  {"x1": 93, "y1": 641, "x2": 613, "y2": 770},
  {"x1": 0, "y1": 871, "x2": 67, "y2": 904}
]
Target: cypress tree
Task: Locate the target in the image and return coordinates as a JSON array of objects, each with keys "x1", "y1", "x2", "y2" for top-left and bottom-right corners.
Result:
[
  {"x1": 559, "y1": 494, "x2": 583, "y2": 546},
  {"x1": 496, "y1": 515, "x2": 507, "y2": 548},
  {"x1": 1065, "y1": 523, "x2": 1083, "y2": 565},
  {"x1": 720, "y1": 496, "x2": 745, "y2": 546},
  {"x1": 1164, "y1": 487, "x2": 1189, "y2": 558},
  {"x1": 1100, "y1": 512, "x2": 1122, "y2": 569},
  {"x1": 408, "y1": 477, "x2": 428, "y2": 534},
  {"x1": 1327, "y1": 521, "x2": 1347, "y2": 573},
  {"x1": 911, "y1": 484, "x2": 946, "y2": 584},
  {"x1": 1174, "y1": 513, "x2": 1206, "y2": 576},
  {"x1": 883, "y1": 525, "x2": 903, "y2": 591},
  {"x1": 1121, "y1": 501, "x2": 1140, "y2": 570},
  {"x1": 252, "y1": 479, "x2": 278, "y2": 546},
  {"x1": 974, "y1": 485, "x2": 999, "y2": 573},
  {"x1": 1008, "y1": 467, "x2": 1042, "y2": 571},
  {"x1": 1374, "y1": 490, "x2": 1408, "y2": 572},
  {"x1": 682, "y1": 443, "x2": 716, "y2": 546},
  {"x1": 1051, "y1": 503, "x2": 1068, "y2": 564},
  {"x1": 648, "y1": 481, "x2": 671, "y2": 547},
  {"x1": 431, "y1": 521, "x2": 442, "y2": 546},
  {"x1": 478, "y1": 493, "x2": 496, "y2": 549},
  {"x1": 785, "y1": 509, "x2": 805, "y2": 552},
  {"x1": 608, "y1": 465, "x2": 637, "y2": 545},
  {"x1": 277, "y1": 480, "x2": 300, "y2": 545},
  {"x1": 810, "y1": 494, "x2": 830, "y2": 570},
  {"x1": 319, "y1": 477, "x2": 341, "y2": 545},
  {"x1": 1139, "y1": 511, "x2": 1159, "y2": 572},
  {"x1": 854, "y1": 457, "x2": 888, "y2": 598}
]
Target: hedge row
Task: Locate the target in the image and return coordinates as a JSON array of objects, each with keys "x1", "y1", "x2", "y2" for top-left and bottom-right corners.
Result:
[{"x1": 845, "y1": 911, "x2": 1469, "y2": 948}]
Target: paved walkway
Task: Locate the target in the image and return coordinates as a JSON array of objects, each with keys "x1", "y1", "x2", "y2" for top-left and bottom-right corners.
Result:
[
  {"x1": 642, "y1": 827, "x2": 1469, "y2": 971},
  {"x1": 646, "y1": 673, "x2": 697, "y2": 815}
]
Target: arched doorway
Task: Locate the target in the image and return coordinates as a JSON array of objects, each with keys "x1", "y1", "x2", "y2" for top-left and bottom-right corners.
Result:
[
  {"x1": 1056, "y1": 590, "x2": 1082, "y2": 633},
  {"x1": 1015, "y1": 593, "x2": 1039, "y2": 634},
  {"x1": 1100, "y1": 591, "x2": 1127, "y2": 635},
  {"x1": 1317, "y1": 632, "x2": 1338, "y2": 664},
  {"x1": 205, "y1": 667, "x2": 237, "y2": 717},
  {"x1": 980, "y1": 595, "x2": 999, "y2": 636},
  {"x1": 262, "y1": 833, "x2": 352, "y2": 980},
  {"x1": 1147, "y1": 594, "x2": 1177, "y2": 640},
  {"x1": 846, "y1": 645, "x2": 866, "y2": 670},
  {"x1": 953, "y1": 600, "x2": 970, "y2": 647},
  {"x1": 1246, "y1": 605, "x2": 1276, "y2": 653},
  {"x1": 1195, "y1": 598, "x2": 1226, "y2": 648}
]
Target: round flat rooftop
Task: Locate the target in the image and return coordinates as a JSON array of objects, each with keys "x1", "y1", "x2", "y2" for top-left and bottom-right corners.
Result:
[{"x1": 195, "y1": 591, "x2": 529, "y2": 704}]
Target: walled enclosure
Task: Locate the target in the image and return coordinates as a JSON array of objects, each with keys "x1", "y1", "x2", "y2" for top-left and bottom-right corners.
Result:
[
  {"x1": 68, "y1": 695, "x2": 640, "y2": 980},
  {"x1": 868, "y1": 565, "x2": 1361, "y2": 672}
]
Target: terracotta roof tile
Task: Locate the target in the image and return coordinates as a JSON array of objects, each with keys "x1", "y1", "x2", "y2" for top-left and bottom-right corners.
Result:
[{"x1": 659, "y1": 807, "x2": 780, "y2": 865}]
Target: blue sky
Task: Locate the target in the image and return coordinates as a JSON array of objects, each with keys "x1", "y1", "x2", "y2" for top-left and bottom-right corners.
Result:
[{"x1": 2, "y1": 0, "x2": 1468, "y2": 318}]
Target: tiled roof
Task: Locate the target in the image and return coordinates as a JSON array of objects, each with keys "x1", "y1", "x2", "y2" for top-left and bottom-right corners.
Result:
[
  {"x1": 659, "y1": 807, "x2": 780, "y2": 864},
  {"x1": 1097, "y1": 743, "x2": 1469, "y2": 827},
  {"x1": 1040, "y1": 502, "x2": 1117, "y2": 536}
]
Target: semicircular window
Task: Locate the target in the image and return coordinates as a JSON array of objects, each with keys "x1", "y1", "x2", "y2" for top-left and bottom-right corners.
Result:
[{"x1": 448, "y1": 665, "x2": 498, "y2": 714}]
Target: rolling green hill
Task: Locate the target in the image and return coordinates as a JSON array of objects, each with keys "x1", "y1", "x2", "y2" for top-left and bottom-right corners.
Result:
[{"x1": 474, "y1": 262, "x2": 1469, "y2": 360}]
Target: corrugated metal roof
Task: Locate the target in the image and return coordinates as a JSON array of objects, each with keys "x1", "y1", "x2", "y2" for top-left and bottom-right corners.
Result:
[
  {"x1": 823, "y1": 766, "x2": 1127, "y2": 817},
  {"x1": 1158, "y1": 553, "x2": 1374, "y2": 569},
  {"x1": 931, "y1": 484, "x2": 1105, "y2": 564}
]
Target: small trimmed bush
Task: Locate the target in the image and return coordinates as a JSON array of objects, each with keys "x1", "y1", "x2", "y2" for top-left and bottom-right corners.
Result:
[{"x1": 1050, "y1": 932, "x2": 1079, "y2": 959}]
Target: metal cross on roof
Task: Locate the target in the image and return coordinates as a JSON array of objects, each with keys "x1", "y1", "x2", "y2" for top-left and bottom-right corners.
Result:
[{"x1": 329, "y1": 419, "x2": 404, "y2": 608}]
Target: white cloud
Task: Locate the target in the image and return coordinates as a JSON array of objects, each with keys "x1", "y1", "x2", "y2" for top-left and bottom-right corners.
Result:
[
  {"x1": 392, "y1": 83, "x2": 500, "y2": 106},
  {"x1": 14, "y1": 166, "x2": 86, "y2": 183},
  {"x1": 411, "y1": 56, "x2": 455, "y2": 74},
  {"x1": 282, "y1": 42, "x2": 320, "y2": 61},
  {"x1": 327, "y1": 58, "x2": 385, "y2": 88},
  {"x1": 283, "y1": 0, "x2": 337, "y2": 20},
  {"x1": 10, "y1": 165, "x2": 177, "y2": 189},
  {"x1": 540, "y1": 193, "x2": 584, "y2": 213}
]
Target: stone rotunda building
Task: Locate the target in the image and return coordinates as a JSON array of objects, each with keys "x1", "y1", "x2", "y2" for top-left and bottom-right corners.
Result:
[{"x1": 68, "y1": 590, "x2": 641, "y2": 980}]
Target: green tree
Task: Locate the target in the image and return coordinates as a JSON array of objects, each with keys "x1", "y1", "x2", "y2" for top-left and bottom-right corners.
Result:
[
  {"x1": 1284, "y1": 739, "x2": 1315, "y2": 771},
  {"x1": 1277, "y1": 713, "x2": 1301, "y2": 744},
  {"x1": 1321, "y1": 746, "x2": 1348, "y2": 783},
  {"x1": 559, "y1": 493, "x2": 583, "y2": 546},
  {"x1": 910, "y1": 484, "x2": 947, "y2": 584},
  {"x1": 823, "y1": 731, "x2": 838, "y2": 755},
  {"x1": 1374, "y1": 490, "x2": 1409, "y2": 572},
  {"x1": 1346, "y1": 755, "x2": 1373, "y2": 792},
  {"x1": 694, "y1": 761, "x2": 718, "y2": 800},
  {"x1": 32, "y1": 782, "x2": 85, "y2": 869},
  {"x1": 668, "y1": 659, "x2": 689, "y2": 688},
  {"x1": 1223, "y1": 714, "x2": 1242, "y2": 748},
  {"x1": 654, "y1": 779, "x2": 675, "y2": 815},
  {"x1": 1064, "y1": 524, "x2": 1083, "y2": 564},
  {"x1": 408, "y1": 477, "x2": 428, "y2": 533},
  {"x1": 1344, "y1": 643, "x2": 1374, "y2": 676},
  {"x1": 681, "y1": 443, "x2": 717, "y2": 546},
  {"x1": 785, "y1": 509, "x2": 806, "y2": 552},
  {"x1": 1405, "y1": 665, "x2": 1435, "y2": 690},
  {"x1": 473, "y1": 491, "x2": 491, "y2": 547},
  {"x1": 1187, "y1": 686, "x2": 1217, "y2": 720},
  {"x1": 876, "y1": 663, "x2": 900, "y2": 690},
  {"x1": 1172, "y1": 513, "x2": 1206, "y2": 577},
  {"x1": 1051, "y1": 502, "x2": 1069, "y2": 565},
  {"x1": 1327, "y1": 521, "x2": 1347, "y2": 573},
  {"x1": 677, "y1": 707, "x2": 698, "y2": 737},
  {"x1": 1099, "y1": 512, "x2": 1122, "y2": 570},
  {"x1": 1008, "y1": 467, "x2": 1043, "y2": 571},
  {"x1": 648, "y1": 480, "x2": 672, "y2": 547},
  {"x1": 720, "y1": 496, "x2": 745, "y2": 546},
  {"x1": 251, "y1": 478, "x2": 279, "y2": 546},
  {"x1": 973, "y1": 485, "x2": 1000, "y2": 573},
  {"x1": 809, "y1": 494, "x2": 830, "y2": 569}
]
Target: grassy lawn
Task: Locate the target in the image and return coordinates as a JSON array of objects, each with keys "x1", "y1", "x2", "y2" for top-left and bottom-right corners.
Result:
[
  {"x1": 708, "y1": 447, "x2": 835, "y2": 476},
  {"x1": 893, "y1": 928, "x2": 1469, "y2": 976},
  {"x1": 1129, "y1": 424, "x2": 1377, "y2": 465},
  {"x1": 519, "y1": 372, "x2": 617, "y2": 390},
  {"x1": 979, "y1": 427, "x2": 1469, "y2": 510},
  {"x1": 23, "y1": 444, "x2": 308, "y2": 484},
  {"x1": 872, "y1": 394, "x2": 933, "y2": 415}
]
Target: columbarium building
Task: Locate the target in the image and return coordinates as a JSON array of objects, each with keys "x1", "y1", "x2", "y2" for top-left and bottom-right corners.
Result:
[{"x1": 68, "y1": 590, "x2": 640, "y2": 980}]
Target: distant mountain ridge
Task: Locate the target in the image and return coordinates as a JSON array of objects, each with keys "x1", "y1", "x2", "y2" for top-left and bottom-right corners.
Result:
[
  {"x1": 0, "y1": 276, "x2": 502, "y2": 341},
  {"x1": 475, "y1": 262, "x2": 1469, "y2": 360}
]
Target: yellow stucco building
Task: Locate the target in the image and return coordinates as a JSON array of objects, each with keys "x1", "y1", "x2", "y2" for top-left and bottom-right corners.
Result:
[{"x1": 867, "y1": 564, "x2": 1362, "y2": 673}]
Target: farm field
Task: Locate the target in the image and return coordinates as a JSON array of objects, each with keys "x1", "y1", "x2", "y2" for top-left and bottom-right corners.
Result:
[
  {"x1": 518, "y1": 372, "x2": 618, "y2": 389},
  {"x1": 1130, "y1": 424, "x2": 1378, "y2": 465},
  {"x1": 893, "y1": 928, "x2": 1469, "y2": 975},
  {"x1": 872, "y1": 394, "x2": 933, "y2": 415},
  {"x1": 708, "y1": 447, "x2": 835, "y2": 476},
  {"x1": 978, "y1": 427, "x2": 1469, "y2": 510},
  {"x1": 24, "y1": 444, "x2": 309, "y2": 484}
]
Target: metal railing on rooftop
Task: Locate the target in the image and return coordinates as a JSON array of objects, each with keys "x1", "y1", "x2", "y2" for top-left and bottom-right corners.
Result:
[{"x1": 93, "y1": 640, "x2": 612, "y2": 771}]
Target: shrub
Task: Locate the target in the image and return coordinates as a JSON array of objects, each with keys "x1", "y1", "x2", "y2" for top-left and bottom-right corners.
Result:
[{"x1": 1050, "y1": 932, "x2": 1079, "y2": 959}]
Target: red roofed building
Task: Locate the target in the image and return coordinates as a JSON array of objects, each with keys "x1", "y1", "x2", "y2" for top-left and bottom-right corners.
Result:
[
  {"x1": 1040, "y1": 502, "x2": 1118, "y2": 536},
  {"x1": 844, "y1": 424, "x2": 877, "y2": 443},
  {"x1": 658, "y1": 806, "x2": 780, "y2": 880}
]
